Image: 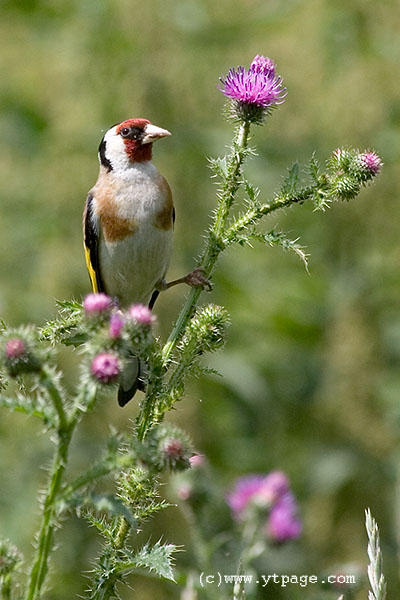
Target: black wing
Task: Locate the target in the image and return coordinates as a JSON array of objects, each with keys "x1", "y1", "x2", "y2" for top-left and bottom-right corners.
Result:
[{"x1": 83, "y1": 193, "x2": 105, "y2": 293}]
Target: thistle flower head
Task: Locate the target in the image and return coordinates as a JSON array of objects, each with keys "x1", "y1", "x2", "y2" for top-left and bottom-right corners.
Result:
[
  {"x1": 128, "y1": 304, "x2": 154, "y2": 327},
  {"x1": 227, "y1": 470, "x2": 289, "y2": 520},
  {"x1": 250, "y1": 55, "x2": 276, "y2": 76},
  {"x1": 109, "y1": 312, "x2": 124, "y2": 339},
  {"x1": 5, "y1": 338, "x2": 26, "y2": 359},
  {"x1": 2, "y1": 331, "x2": 41, "y2": 377},
  {"x1": 219, "y1": 55, "x2": 286, "y2": 123},
  {"x1": 83, "y1": 293, "x2": 112, "y2": 316},
  {"x1": 227, "y1": 471, "x2": 301, "y2": 543},
  {"x1": 90, "y1": 352, "x2": 120, "y2": 384},
  {"x1": 267, "y1": 491, "x2": 302, "y2": 543},
  {"x1": 357, "y1": 151, "x2": 383, "y2": 180}
]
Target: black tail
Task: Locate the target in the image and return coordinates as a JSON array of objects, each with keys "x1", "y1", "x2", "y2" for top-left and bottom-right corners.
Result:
[
  {"x1": 118, "y1": 292, "x2": 159, "y2": 407},
  {"x1": 117, "y1": 356, "x2": 145, "y2": 407}
]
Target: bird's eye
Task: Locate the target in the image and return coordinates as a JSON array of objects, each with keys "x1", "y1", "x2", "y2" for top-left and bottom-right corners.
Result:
[{"x1": 121, "y1": 127, "x2": 130, "y2": 137}]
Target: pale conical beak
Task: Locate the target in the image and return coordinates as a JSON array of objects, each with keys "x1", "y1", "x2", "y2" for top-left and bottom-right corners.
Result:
[{"x1": 142, "y1": 123, "x2": 171, "y2": 145}]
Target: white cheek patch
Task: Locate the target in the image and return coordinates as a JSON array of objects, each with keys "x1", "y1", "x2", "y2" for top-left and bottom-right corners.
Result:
[{"x1": 102, "y1": 127, "x2": 131, "y2": 171}]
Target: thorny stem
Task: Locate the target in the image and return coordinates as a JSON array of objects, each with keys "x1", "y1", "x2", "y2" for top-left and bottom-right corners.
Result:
[
  {"x1": 223, "y1": 185, "x2": 317, "y2": 245},
  {"x1": 161, "y1": 121, "x2": 251, "y2": 367},
  {"x1": 39, "y1": 367, "x2": 68, "y2": 431},
  {"x1": 26, "y1": 381, "x2": 98, "y2": 600},
  {"x1": 25, "y1": 428, "x2": 73, "y2": 600}
]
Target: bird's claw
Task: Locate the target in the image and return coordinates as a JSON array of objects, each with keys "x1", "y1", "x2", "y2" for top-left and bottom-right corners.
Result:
[{"x1": 184, "y1": 267, "x2": 212, "y2": 291}]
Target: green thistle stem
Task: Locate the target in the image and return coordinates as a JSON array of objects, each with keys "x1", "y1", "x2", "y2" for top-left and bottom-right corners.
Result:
[
  {"x1": 39, "y1": 367, "x2": 68, "y2": 431},
  {"x1": 161, "y1": 121, "x2": 250, "y2": 367},
  {"x1": 115, "y1": 517, "x2": 130, "y2": 549},
  {"x1": 223, "y1": 185, "x2": 317, "y2": 245},
  {"x1": 25, "y1": 428, "x2": 73, "y2": 600}
]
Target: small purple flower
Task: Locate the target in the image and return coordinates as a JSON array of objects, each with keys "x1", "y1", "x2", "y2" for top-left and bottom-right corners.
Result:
[
  {"x1": 5, "y1": 338, "x2": 27, "y2": 359},
  {"x1": 109, "y1": 313, "x2": 124, "y2": 339},
  {"x1": 129, "y1": 304, "x2": 154, "y2": 327},
  {"x1": 267, "y1": 491, "x2": 302, "y2": 543},
  {"x1": 91, "y1": 352, "x2": 120, "y2": 384},
  {"x1": 219, "y1": 55, "x2": 286, "y2": 123},
  {"x1": 84, "y1": 293, "x2": 112, "y2": 316},
  {"x1": 227, "y1": 470, "x2": 289, "y2": 520},
  {"x1": 358, "y1": 151, "x2": 382, "y2": 178}
]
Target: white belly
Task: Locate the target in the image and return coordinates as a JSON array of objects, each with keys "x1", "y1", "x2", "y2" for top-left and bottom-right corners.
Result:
[
  {"x1": 99, "y1": 224, "x2": 173, "y2": 306},
  {"x1": 94, "y1": 161, "x2": 174, "y2": 306}
]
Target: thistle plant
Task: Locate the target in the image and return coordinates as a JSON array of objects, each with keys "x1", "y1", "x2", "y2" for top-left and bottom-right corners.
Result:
[{"x1": 0, "y1": 55, "x2": 382, "y2": 600}]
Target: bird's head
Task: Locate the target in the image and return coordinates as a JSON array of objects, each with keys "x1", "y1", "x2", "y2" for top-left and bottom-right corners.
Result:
[{"x1": 98, "y1": 118, "x2": 171, "y2": 172}]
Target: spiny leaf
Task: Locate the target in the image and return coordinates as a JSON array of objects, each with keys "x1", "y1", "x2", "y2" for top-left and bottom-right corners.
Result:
[
  {"x1": 282, "y1": 161, "x2": 300, "y2": 195},
  {"x1": 0, "y1": 392, "x2": 57, "y2": 426},
  {"x1": 239, "y1": 229, "x2": 309, "y2": 269},
  {"x1": 121, "y1": 540, "x2": 179, "y2": 582},
  {"x1": 84, "y1": 512, "x2": 113, "y2": 540},
  {"x1": 308, "y1": 152, "x2": 320, "y2": 182},
  {"x1": 39, "y1": 299, "x2": 83, "y2": 346},
  {"x1": 243, "y1": 178, "x2": 260, "y2": 206},
  {"x1": 208, "y1": 156, "x2": 228, "y2": 179},
  {"x1": 60, "y1": 493, "x2": 137, "y2": 529}
]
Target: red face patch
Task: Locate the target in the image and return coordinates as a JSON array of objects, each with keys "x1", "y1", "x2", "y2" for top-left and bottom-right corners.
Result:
[{"x1": 116, "y1": 118, "x2": 152, "y2": 163}]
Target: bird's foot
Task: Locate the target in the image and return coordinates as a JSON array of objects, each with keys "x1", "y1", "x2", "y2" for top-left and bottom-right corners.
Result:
[{"x1": 183, "y1": 266, "x2": 212, "y2": 291}]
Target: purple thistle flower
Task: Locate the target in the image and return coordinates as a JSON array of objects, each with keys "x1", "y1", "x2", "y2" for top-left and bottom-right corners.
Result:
[
  {"x1": 5, "y1": 338, "x2": 27, "y2": 359},
  {"x1": 250, "y1": 55, "x2": 276, "y2": 77},
  {"x1": 129, "y1": 304, "x2": 154, "y2": 327},
  {"x1": 267, "y1": 491, "x2": 302, "y2": 543},
  {"x1": 358, "y1": 151, "x2": 382, "y2": 178},
  {"x1": 91, "y1": 352, "x2": 120, "y2": 384},
  {"x1": 219, "y1": 55, "x2": 286, "y2": 123},
  {"x1": 109, "y1": 313, "x2": 124, "y2": 339},
  {"x1": 83, "y1": 293, "x2": 112, "y2": 316},
  {"x1": 227, "y1": 471, "x2": 290, "y2": 520}
]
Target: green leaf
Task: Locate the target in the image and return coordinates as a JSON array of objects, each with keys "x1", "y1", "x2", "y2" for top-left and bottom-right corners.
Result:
[
  {"x1": 243, "y1": 179, "x2": 260, "y2": 206},
  {"x1": 39, "y1": 299, "x2": 83, "y2": 345},
  {"x1": 308, "y1": 152, "x2": 320, "y2": 182},
  {"x1": 282, "y1": 161, "x2": 300, "y2": 195},
  {"x1": 244, "y1": 229, "x2": 309, "y2": 269},
  {"x1": 0, "y1": 393, "x2": 57, "y2": 426},
  {"x1": 60, "y1": 493, "x2": 138, "y2": 529},
  {"x1": 121, "y1": 540, "x2": 179, "y2": 582},
  {"x1": 208, "y1": 156, "x2": 228, "y2": 179}
]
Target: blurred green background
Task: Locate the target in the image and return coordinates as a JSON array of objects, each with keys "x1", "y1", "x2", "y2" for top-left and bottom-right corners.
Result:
[{"x1": 1, "y1": 0, "x2": 399, "y2": 598}]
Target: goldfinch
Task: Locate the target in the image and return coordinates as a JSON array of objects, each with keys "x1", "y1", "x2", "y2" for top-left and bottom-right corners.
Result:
[{"x1": 83, "y1": 118, "x2": 208, "y2": 406}]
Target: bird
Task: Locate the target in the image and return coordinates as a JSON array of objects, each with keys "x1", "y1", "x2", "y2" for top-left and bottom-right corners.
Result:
[{"x1": 83, "y1": 118, "x2": 209, "y2": 406}]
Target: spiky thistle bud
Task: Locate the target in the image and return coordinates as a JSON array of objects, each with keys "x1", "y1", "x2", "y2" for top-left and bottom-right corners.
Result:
[
  {"x1": 2, "y1": 331, "x2": 41, "y2": 377},
  {"x1": 145, "y1": 424, "x2": 193, "y2": 472},
  {"x1": 184, "y1": 304, "x2": 229, "y2": 354},
  {"x1": 354, "y1": 151, "x2": 383, "y2": 182},
  {"x1": 0, "y1": 538, "x2": 23, "y2": 577}
]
